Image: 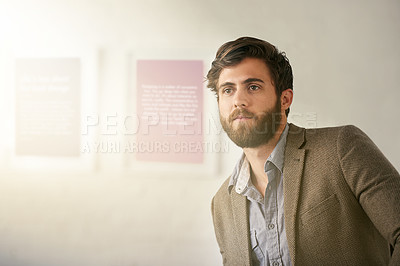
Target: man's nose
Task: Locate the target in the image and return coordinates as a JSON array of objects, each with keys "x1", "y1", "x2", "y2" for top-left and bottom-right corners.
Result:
[{"x1": 234, "y1": 89, "x2": 249, "y2": 108}]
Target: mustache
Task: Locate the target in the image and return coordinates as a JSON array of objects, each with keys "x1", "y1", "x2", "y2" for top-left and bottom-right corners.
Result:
[{"x1": 228, "y1": 109, "x2": 255, "y2": 122}]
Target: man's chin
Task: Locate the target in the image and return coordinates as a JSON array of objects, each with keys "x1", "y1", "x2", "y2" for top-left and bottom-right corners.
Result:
[
  {"x1": 230, "y1": 121, "x2": 255, "y2": 132},
  {"x1": 232, "y1": 137, "x2": 267, "y2": 149}
]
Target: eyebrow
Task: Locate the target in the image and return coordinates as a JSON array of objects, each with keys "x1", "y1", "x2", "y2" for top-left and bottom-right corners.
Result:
[
  {"x1": 218, "y1": 78, "x2": 265, "y2": 90},
  {"x1": 243, "y1": 78, "x2": 265, "y2": 84}
]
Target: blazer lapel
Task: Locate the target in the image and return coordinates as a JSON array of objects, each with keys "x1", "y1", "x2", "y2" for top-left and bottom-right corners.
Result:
[
  {"x1": 230, "y1": 189, "x2": 251, "y2": 266},
  {"x1": 283, "y1": 124, "x2": 306, "y2": 265}
]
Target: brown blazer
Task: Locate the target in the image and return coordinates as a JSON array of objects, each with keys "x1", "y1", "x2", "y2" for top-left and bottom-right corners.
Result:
[{"x1": 211, "y1": 124, "x2": 400, "y2": 266}]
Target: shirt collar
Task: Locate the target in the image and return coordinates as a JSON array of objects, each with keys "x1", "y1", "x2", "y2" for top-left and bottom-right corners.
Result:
[
  {"x1": 228, "y1": 124, "x2": 289, "y2": 194},
  {"x1": 265, "y1": 124, "x2": 289, "y2": 174}
]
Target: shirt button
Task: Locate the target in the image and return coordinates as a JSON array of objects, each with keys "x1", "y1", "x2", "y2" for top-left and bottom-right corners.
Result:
[
  {"x1": 273, "y1": 261, "x2": 279, "y2": 266},
  {"x1": 268, "y1": 224, "x2": 275, "y2": 230}
]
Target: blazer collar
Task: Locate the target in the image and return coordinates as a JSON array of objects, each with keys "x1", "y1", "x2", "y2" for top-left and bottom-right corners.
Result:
[{"x1": 283, "y1": 123, "x2": 306, "y2": 265}]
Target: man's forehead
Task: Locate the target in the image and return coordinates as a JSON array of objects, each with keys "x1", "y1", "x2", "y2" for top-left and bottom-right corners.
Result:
[{"x1": 217, "y1": 58, "x2": 273, "y2": 88}]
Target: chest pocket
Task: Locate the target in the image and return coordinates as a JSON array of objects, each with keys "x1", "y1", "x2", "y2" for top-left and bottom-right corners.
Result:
[
  {"x1": 300, "y1": 193, "x2": 339, "y2": 225},
  {"x1": 250, "y1": 229, "x2": 265, "y2": 265}
]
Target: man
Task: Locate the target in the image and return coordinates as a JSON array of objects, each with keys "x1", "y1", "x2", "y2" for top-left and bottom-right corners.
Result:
[{"x1": 208, "y1": 37, "x2": 400, "y2": 266}]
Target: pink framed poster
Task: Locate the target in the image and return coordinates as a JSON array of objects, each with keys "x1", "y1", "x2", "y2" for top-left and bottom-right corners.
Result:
[{"x1": 136, "y1": 60, "x2": 203, "y2": 163}]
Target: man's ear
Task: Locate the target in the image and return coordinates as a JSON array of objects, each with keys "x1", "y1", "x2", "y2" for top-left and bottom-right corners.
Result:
[{"x1": 281, "y1": 89, "x2": 293, "y2": 110}]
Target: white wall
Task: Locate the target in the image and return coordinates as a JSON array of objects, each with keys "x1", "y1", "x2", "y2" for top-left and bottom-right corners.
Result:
[{"x1": 0, "y1": 0, "x2": 399, "y2": 265}]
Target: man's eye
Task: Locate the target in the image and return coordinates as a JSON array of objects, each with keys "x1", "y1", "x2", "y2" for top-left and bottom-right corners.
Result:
[
  {"x1": 223, "y1": 88, "x2": 232, "y2": 94},
  {"x1": 249, "y1": 85, "x2": 260, "y2": 91}
]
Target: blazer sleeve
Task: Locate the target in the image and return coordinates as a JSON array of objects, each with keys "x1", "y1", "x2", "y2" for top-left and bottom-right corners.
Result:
[{"x1": 337, "y1": 125, "x2": 400, "y2": 266}]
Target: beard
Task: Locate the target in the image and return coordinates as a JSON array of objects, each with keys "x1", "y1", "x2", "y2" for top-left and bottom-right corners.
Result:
[{"x1": 219, "y1": 99, "x2": 282, "y2": 148}]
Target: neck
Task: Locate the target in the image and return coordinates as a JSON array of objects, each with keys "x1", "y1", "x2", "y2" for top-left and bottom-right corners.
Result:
[{"x1": 243, "y1": 122, "x2": 286, "y2": 196}]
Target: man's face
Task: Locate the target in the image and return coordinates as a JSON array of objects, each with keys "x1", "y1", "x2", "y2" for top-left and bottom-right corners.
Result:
[{"x1": 217, "y1": 57, "x2": 283, "y2": 148}]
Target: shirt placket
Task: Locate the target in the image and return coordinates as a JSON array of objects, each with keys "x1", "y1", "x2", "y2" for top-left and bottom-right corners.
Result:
[{"x1": 264, "y1": 168, "x2": 283, "y2": 266}]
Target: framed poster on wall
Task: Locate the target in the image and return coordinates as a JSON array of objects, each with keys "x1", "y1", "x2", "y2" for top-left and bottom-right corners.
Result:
[
  {"x1": 124, "y1": 54, "x2": 223, "y2": 176},
  {"x1": 1, "y1": 48, "x2": 99, "y2": 174},
  {"x1": 136, "y1": 60, "x2": 204, "y2": 163},
  {"x1": 15, "y1": 58, "x2": 81, "y2": 157}
]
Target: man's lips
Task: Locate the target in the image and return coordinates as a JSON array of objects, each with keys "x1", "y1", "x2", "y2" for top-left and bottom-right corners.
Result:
[
  {"x1": 233, "y1": 115, "x2": 253, "y2": 121},
  {"x1": 229, "y1": 109, "x2": 255, "y2": 122}
]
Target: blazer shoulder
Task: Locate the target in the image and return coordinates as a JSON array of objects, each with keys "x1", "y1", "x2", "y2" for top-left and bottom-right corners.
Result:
[
  {"x1": 310, "y1": 125, "x2": 371, "y2": 146},
  {"x1": 299, "y1": 124, "x2": 362, "y2": 145},
  {"x1": 213, "y1": 177, "x2": 232, "y2": 203},
  {"x1": 286, "y1": 124, "x2": 367, "y2": 153}
]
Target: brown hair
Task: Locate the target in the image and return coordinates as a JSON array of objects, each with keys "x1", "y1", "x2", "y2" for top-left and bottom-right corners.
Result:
[{"x1": 206, "y1": 37, "x2": 293, "y2": 116}]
